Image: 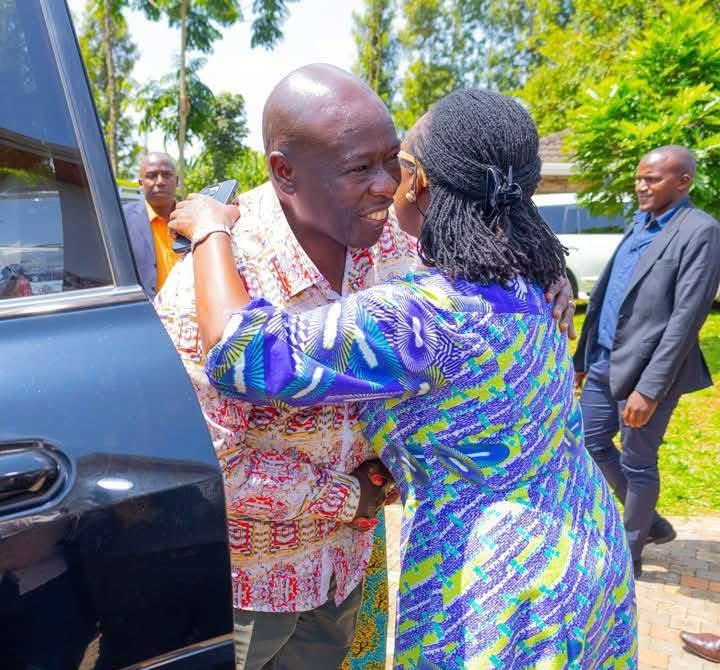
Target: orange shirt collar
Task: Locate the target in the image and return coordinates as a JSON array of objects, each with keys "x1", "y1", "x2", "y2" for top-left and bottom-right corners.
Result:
[{"x1": 146, "y1": 200, "x2": 169, "y2": 223}]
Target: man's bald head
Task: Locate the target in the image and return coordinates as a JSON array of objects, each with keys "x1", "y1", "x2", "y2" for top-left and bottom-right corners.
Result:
[
  {"x1": 261, "y1": 64, "x2": 401, "y2": 254},
  {"x1": 636, "y1": 145, "x2": 695, "y2": 217},
  {"x1": 139, "y1": 152, "x2": 176, "y2": 175},
  {"x1": 641, "y1": 145, "x2": 696, "y2": 179},
  {"x1": 262, "y1": 64, "x2": 391, "y2": 155}
]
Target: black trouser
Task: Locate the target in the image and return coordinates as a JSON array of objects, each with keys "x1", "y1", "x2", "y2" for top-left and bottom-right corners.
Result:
[{"x1": 580, "y1": 349, "x2": 679, "y2": 561}]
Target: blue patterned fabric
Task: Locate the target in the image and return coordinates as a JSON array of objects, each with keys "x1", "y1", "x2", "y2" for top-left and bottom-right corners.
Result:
[{"x1": 206, "y1": 269, "x2": 637, "y2": 669}]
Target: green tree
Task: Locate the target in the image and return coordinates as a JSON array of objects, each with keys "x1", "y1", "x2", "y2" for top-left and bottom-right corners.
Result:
[
  {"x1": 249, "y1": 0, "x2": 297, "y2": 48},
  {"x1": 134, "y1": 0, "x2": 241, "y2": 196},
  {"x1": 202, "y1": 92, "x2": 248, "y2": 176},
  {"x1": 518, "y1": 0, "x2": 652, "y2": 135},
  {"x1": 187, "y1": 148, "x2": 268, "y2": 193},
  {"x1": 136, "y1": 0, "x2": 296, "y2": 196},
  {"x1": 184, "y1": 91, "x2": 251, "y2": 191},
  {"x1": 393, "y1": 0, "x2": 538, "y2": 131},
  {"x1": 468, "y1": 0, "x2": 539, "y2": 92},
  {"x1": 183, "y1": 91, "x2": 267, "y2": 194},
  {"x1": 137, "y1": 57, "x2": 214, "y2": 151},
  {"x1": 352, "y1": 0, "x2": 398, "y2": 108},
  {"x1": 567, "y1": 0, "x2": 720, "y2": 218},
  {"x1": 393, "y1": 0, "x2": 466, "y2": 131},
  {"x1": 78, "y1": 0, "x2": 139, "y2": 176}
]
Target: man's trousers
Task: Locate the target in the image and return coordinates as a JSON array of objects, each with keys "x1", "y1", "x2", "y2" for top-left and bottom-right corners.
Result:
[
  {"x1": 233, "y1": 580, "x2": 363, "y2": 670},
  {"x1": 580, "y1": 349, "x2": 679, "y2": 561}
]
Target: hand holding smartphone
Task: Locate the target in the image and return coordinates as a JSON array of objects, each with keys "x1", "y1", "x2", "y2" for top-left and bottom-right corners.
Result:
[{"x1": 172, "y1": 179, "x2": 239, "y2": 254}]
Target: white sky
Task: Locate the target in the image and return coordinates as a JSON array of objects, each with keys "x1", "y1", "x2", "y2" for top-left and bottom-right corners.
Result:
[{"x1": 67, "y1": 0, "x2": 364, "y2": 154}]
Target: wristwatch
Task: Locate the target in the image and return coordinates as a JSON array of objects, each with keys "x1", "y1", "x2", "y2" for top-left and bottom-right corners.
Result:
[{"x1": 190, "y1": 223, "x2": 231, "y2": 252}]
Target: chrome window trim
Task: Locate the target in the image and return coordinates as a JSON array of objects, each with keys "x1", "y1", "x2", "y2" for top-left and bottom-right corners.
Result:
[{"x1": 0, "y1": 285, "x2": 147, "y2": 320}]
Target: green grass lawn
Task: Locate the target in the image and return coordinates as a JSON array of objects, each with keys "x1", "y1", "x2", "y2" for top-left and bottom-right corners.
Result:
[{"x1": 571, "y1": 307, "x2": 720, "y2": 517}]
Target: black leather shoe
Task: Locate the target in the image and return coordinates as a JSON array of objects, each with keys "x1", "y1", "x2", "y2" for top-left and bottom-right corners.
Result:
[
  {"x1": 646, "y1": 517, "x2": 677, "y2": 545},
  {"x1": 633, "y1": 559, "x2": 642, "y2": 579},
  {"x1": 680, "y1": 631, "x2": 720, "y2": 663}
]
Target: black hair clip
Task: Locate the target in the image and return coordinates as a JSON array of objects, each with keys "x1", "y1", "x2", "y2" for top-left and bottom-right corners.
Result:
[{"x1": 486, "y1": 165, "x2": 523, "y2": 211}]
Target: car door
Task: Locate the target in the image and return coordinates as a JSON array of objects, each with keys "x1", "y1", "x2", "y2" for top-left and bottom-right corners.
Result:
[
  {"x1": 0, "y1": 2, "x2": 233, "y2": 669},
  {"x1": 573, "y1": 205, "x2": 625, "y2": 298}
]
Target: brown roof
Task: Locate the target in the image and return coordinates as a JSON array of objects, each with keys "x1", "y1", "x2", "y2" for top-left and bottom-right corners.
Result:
[{"x1": 538, "y1": 130, "x2": 570, "y2": 163}]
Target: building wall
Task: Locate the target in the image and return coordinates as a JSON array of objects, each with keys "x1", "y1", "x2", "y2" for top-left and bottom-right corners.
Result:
[{"x1": 536, "y1": 174, "x2": 582, "y2": 194}]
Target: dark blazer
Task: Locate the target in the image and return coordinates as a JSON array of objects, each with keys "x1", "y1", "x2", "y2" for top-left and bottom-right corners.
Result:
[
  {"x1": 574, "y1": 202, "x2": 720, "y2": 402},
  {"x1": 123, "y1": 199, "x2": 158, "y2": 299}
]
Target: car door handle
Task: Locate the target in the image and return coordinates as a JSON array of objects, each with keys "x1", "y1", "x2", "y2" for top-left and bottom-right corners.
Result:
[{"x1": 0, "y1": 443, "x2": 66, "y2": 514}]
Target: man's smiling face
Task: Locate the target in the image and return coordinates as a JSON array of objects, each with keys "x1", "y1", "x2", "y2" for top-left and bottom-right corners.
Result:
[
  {"x1": 635, "y1": 152, "x2": 691, "y2": 218},
  {"x1": 289, "y1": 96, "x2": 401, "y2": 250}
]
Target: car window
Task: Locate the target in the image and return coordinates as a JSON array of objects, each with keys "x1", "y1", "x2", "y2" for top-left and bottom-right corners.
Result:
[
  {"x1": 0, "y1": 0, "x2": 112, "y2": 301},
  {"x1": 118, "y1": 185, "x2": 142, "y2": 205},
  {"x1": 538, "y1": 205, "x2": 577, "y2": 235},
  {"x1": 576, "y1": 208, "x2": 627, "y2": 234}
]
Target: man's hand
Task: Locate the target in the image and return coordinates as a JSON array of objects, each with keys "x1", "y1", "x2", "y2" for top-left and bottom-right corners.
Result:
[
  {"x1": 545, "y1": 276, "x2": 577, "y2": 339},
  {"x1": 622, "y1": 390, "x2": 658, "y2": 428},
  {"x1": 168, "y1": 193, "x2": 240, "y2": 240},
  {"x1": 347, "y1": 460, "x2": 393, "y2": 532},
  {"x1": 574, "y1": 371, "x2": 587, "y2": 391}
]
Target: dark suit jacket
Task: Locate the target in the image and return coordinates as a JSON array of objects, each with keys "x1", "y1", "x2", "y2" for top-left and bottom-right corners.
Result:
[
  {"x1": 123, "y1": 199, "x2": 158, "y2": 299},
  {"x1": 574, "y1": 202, "x2": 720, "y2": 402}
]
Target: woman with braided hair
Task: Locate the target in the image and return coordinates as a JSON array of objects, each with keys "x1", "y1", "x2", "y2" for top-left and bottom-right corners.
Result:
[{"x1": 172, "y1": 89, "x2": 637, "y2": 669}]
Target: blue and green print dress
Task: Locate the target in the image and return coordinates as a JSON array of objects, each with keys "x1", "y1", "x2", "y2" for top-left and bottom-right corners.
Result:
[{"x1": 205, "y1": 269, "x2": 637, "y2": 669}]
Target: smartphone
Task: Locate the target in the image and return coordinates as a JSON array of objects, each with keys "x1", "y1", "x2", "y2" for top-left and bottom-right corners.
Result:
[{"x1": 172, "y1": 179, "x2": 239, "y2": 254}]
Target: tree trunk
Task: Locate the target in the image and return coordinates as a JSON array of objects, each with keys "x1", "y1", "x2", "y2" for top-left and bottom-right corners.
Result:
[
  {"x1": 177, "y1": 0, "x2": 190, "y2": 198},
  {"x1": 101, "y1": 0, "x2": 118, "y2": 175}
]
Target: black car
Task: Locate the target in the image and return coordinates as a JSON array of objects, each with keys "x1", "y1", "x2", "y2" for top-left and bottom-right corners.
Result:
[{"x1": 0, "y1": 2, "x2": 234, "y2": 668}]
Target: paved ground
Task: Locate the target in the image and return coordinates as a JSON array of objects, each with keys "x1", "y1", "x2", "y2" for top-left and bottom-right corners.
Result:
[{"x1": 383, "y1": 507, "x2": 720, "y2": 669}]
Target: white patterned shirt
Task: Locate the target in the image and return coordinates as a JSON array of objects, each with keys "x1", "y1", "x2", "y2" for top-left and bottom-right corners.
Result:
[{"x1": 155, "y1": 182, "x2": 416, "y2": 612}]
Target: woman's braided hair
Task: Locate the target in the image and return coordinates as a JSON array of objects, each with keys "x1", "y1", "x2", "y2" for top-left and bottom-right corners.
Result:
[{"x1": 414, "y1": 89, "x2": 567, "y2": 287}]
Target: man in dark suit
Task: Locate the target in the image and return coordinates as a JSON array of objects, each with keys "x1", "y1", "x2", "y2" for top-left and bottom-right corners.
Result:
[
  {"x1": 575, "y1": 145, "x2": 720, "y2": 578},
  {"x1": 123, "y1": 152, "x2": 179, "y2": 299}
]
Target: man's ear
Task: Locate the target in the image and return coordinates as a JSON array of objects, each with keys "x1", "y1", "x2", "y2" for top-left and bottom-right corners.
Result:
[
  {"x1": 268, "y1": 151, "x2": 296, "y2": 195},
  {"x1": 678, "y1": 173, "x2": 692, "y2": 194}
]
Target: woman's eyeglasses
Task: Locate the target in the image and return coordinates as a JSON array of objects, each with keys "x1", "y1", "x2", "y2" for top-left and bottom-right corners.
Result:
[{"x1": 398, "y1": 150, "x2": 428, "y2": 188}]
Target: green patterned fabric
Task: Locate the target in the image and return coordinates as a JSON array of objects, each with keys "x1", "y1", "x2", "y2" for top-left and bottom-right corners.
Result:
[
  {"x1": 206, "y1": 270, "x2": 638, "y2": 669},
  {"x1": 340, "y1": 512, "x2": 389, "y2": 670}
]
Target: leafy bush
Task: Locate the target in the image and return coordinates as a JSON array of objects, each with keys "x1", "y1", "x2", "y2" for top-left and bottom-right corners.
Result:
[{"x1": 567, "y1": 0, "x2": 720, "y2": 217}]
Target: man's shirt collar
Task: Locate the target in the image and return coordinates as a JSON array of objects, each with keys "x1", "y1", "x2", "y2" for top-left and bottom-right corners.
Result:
[
  {"x1": 256, "y1": 184, "x2": 375, "y2": 300},
  {"x1": 255, "y1": 186, "x2": 325, "y2": 298},
  {"x1": 145, "y1": 200, "x2": 177, "y2": 223},
  {"x1": 145, "y1": 200, "x2": 161, "y2": 223},
  {"x1": 634, "y1": 195, "x2": 690, "y2": 229}
]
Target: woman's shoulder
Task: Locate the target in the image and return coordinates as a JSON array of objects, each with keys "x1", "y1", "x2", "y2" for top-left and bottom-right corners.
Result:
[
  {"x1": 379, "y1": 270, "x2": 549, "y2": 317},
  {"x1": 373, "y1": 268, "x2": 463, "y2": 309}
]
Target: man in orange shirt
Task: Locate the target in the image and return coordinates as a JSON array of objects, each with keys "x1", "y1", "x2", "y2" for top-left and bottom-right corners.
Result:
[{"x1": 123, "y1": 152, "x2": 180, "y2": 298}]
